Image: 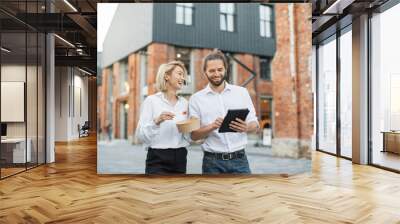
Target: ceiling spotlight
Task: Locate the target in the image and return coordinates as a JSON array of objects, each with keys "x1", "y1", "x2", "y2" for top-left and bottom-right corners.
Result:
[
  {"x1": 78, "y1": 67, "x2": 92, "y2": 76},
  {"x1": 54, "y1": 34, "x2": 75, "y2": 48},
  {"x1": 63, "y1": 0, "x2": 78, "y2": 12},
  {"x1": 322, "y1": 0, "x2": 354, "y2": 15},
  {"x1": 1, "y1": 47, "x2": 11, "y2": 53}
]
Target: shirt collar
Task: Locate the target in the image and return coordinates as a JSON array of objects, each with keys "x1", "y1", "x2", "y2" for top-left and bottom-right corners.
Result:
[
  {"x1": 205, "y1": 81, "x2": 232, "y2": 95},
  {"x1": 157, "y1": 91, "x2": 183, "y2": 105}
]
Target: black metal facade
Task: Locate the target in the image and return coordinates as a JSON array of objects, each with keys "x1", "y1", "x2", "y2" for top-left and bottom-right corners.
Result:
[{"x1": 152, "y1": 3, "x2": 276, "y2": 57}]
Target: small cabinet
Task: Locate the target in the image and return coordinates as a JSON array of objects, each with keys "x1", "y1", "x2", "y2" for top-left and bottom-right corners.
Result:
[{"x1": 382, "y1": 131, "x2": 400, "y2": 154}]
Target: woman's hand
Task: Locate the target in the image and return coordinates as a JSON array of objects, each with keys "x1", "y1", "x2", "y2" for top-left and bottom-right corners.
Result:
[{"x1": 154, "y1": 111, "x2": 175, "y2": 125}]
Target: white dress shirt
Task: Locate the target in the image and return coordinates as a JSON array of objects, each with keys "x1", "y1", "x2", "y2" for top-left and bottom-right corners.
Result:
[
  {"x1": 135, "y1": 92, "x2": 190, "y2": 149},
  {"x1": 189, "y1": 82, "x2": 259, "y2": 153}
]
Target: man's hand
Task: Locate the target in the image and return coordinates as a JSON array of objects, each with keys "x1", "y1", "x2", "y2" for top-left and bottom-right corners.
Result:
[
  {"x1": 229, "y1": 118, "x2": 248, "y2": 133},
  {"x1": 154, "y1": 111, "x2": 175, "y2": 125},
  {"x1": 191, "y1": 117, "x2": 223, "y2": 141},
  {"x1": 210, "y1": 117, "x2": 224, "y2": 130}
]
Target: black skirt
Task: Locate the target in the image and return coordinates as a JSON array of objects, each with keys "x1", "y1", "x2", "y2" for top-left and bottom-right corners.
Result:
[{"x1": 145, "y1": 147, "x2": 188, "y2": 174}]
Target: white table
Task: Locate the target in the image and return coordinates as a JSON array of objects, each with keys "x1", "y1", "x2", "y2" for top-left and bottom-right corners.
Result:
[{"x1": 1, "y1": 138, "x2": 31, "y2": 163}]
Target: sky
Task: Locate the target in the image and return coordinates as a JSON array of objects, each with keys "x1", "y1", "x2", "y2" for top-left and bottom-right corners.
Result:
[{"x1": 97, "y1": 3, "x2": 118, "y2": 52}]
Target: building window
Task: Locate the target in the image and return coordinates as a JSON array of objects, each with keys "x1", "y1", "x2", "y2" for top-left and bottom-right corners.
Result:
[
  {"x1": 260, "y1": 97, "x2": 273, "y2": 146},
  {"x1": 220, "y1": 3, "x2": 235, "y2": 32},
  {"x1": 260, "y1": 57, "x2": 271, "y2": 80},
  {"x1": 175, "y1": 47, "x2": 195, "y2": 94},
  {"x1": 176, "y1": 3, "x2": 193, "y2": 26},
  {"x1": 107, "y1": 68, "x2": 113, "y2": 128},
  {"x1": 119, "y1": 59, "x2": 129, "y2": 95},
  {"x1": 371, "y1": 4, "x2": 400, "y2": 171},
  {"x1": 175, "y1": 47, "x2": 192, "y2": 87},
  {"x1": 139, "y1": 52, "x2": 148, "y2": 100},
  {"x1": 260, "y1": 97, "x2": 273, "y2": 128},
  {"x1": 260, "y1": 5, "x2": 272, "y2": 37},
  {"x1": 226, "y1": 55, "x2": 237, "y2": 84},
  {"x1": 107, "y1": 68, "x2": 113, "y2": 104}
]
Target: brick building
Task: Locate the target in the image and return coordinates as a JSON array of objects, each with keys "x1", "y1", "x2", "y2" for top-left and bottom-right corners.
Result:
[{"x1": 98, "y1": 3, "x2": 312, "y2": 158}]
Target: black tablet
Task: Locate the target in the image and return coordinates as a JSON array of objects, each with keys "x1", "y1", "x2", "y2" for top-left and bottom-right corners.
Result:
[{"x1": 218, "y1": 109, "x2": 250, "y2": 133}]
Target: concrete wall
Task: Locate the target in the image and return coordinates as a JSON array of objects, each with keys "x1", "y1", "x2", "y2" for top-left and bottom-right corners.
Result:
[{"x1": 102, "y1": 4, "x2": 153, "y2": 67}]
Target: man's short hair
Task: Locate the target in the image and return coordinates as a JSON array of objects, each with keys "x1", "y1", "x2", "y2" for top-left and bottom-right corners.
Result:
[{"x1": 202, "y1": 49, "x2": 228, "y2": 73}]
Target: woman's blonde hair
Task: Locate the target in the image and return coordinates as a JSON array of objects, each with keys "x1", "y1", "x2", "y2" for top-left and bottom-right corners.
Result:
[{"x1": 155, "y1": 60, "x2": 187, "y2": 92}]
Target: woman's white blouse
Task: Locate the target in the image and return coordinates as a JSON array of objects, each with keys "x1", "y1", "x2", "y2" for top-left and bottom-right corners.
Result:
[{"x1": 135, "y1": 92, "x2": 190, "y2": 149}]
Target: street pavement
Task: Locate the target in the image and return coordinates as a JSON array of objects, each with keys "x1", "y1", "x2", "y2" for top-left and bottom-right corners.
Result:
[{"x1": 97, "y1": 140, "x2": 311, "y2": 174}]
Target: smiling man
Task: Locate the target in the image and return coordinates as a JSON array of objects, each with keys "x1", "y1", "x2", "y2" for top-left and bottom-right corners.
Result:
[{"x1": 189, "y1": 50, "x2": 259, "y2": 174}]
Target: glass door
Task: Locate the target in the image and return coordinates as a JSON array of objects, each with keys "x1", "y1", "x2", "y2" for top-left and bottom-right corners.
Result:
[
  {"x1": 339, "y1": 26, "x2": 352, "y2": 159},
  {"x1": 317, "y1": 35, "x2": 337, "y2": 155},
  {"x1": 370, "y1": 4, "x2": 400, "y2": 171}
]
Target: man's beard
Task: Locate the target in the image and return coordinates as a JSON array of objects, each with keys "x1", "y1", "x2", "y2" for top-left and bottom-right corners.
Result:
[{"x1": 207, "y1": 74, "x2": 225, "y2": 87}]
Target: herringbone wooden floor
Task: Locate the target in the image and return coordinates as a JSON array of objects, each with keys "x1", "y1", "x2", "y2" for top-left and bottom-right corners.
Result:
[{"x1": 1, "y1": 135, "x2": 400, "y2": 224}]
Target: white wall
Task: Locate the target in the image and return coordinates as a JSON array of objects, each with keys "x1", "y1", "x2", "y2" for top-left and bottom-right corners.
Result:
[
  {"x1": 55, "y1": 67, "x2": 89, "y2": 141},
  {"x1": 1, "y1": 65, "x2": 38, "y2": 138},
  {"x1": 1, "y1": 66, "x2": 26, "y2": 133},
  {"x1": 1, "y1": 82, "x2": 25, "y2": 122},
  {"x1": 55, "y1": 67, "x2": 68, "y2": 141},
  {"x1": 72, "y1": 72, "x2": 89, "y2": 138}
]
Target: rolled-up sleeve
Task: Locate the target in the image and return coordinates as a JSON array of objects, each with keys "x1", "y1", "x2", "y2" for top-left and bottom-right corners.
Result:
[
  {"x1": 181, "y1": 99, "x2": 193, "y2": 143},
  {"x1": 135, "y1": 97, "x2": 160, "y2": 146},
  {"x1": 244, "y1": 89, "x2": 259, "y2": 126},
  {"x1": 188, "y1": 95, "x2": 201, "y2": 120}
]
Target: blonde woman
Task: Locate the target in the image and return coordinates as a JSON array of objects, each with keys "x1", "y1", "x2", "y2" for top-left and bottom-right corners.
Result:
[{"x1": 136, "y1": 61, "x2": 190, "y2": 174}]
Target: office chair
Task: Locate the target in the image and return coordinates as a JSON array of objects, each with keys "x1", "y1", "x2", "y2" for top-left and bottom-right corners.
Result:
[{"x1": 79, "y1": 121, "x2": 90, "y2": 138}]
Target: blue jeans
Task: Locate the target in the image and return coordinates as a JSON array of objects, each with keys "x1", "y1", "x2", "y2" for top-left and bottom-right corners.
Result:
[{"x1": 202, "y1": 150, "x2": 251, "y2": 174}]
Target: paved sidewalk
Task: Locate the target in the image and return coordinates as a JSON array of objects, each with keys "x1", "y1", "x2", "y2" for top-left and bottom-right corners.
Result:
[{"x1": 98, "y1": 140, "x2": 311, "y2": 174}]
